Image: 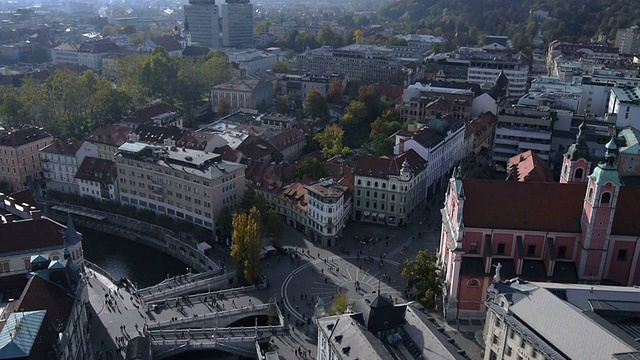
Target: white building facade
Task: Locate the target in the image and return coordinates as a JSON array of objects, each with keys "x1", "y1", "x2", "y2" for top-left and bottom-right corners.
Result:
[
  {"x1": 305, "y1": 178, "x2": 350, "y2": 247},
  {"x1": 40, "y1": 140, "x2": 98, "y2": 195}
]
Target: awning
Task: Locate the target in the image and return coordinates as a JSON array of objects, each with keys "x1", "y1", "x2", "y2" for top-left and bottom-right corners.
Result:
[
  {"x1": 378, "y1": 213, "x2": 385, "y2": 219},
  {"x1": 197, "y1": 242, "x2": 212, "y2": 253},
  {"x1": 363, "y1": 212, "x2": 370, "y2": 217}
]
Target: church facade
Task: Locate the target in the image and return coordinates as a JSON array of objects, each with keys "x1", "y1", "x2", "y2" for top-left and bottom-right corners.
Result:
[{"x1": 438, "y1": 127, "x2": 640, "y2": 321}]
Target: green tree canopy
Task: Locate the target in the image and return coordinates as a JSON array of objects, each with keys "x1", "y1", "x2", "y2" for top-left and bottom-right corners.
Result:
[
  {"x1": 272, "y1": 61, "x2": 289, "y2": 73},
  {"x1": 401, "y1": 250, "x2": 441, "y2": 308},
  {"x1": 296, "y1": 157, "x2": 330, "y2": 180},
  {"x1": 385, "y1": 37, "x2": 408, "y2": 47},
  {"x1": 314, "y1": 124, "x2": 346, "y2": 158},
  {"x1": 304, "y1": 89, "x2": 328, "y2": 120},
  {"x1": 231, "y1": 208, "x2": 263, "y2": 285}
]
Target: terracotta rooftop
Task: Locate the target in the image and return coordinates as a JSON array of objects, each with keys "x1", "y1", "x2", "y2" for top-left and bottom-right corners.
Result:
[
  {"x1": 238, "y1": 139, "x2": 277, "y2": 161},
  {"x1": 268, "y1": 128, "x2": 305, "y2": 151},
  {"x1": 212, "y1": 145, "x2": 243, "y2": 163},
  {"x1": 0, "y1": 127, "x2": 51, "y2": 148},
  {"x1": 2, "y1": 275, "x2": 75, "y2": 333},
  {"x1": 612, "y1": 186, "x2": 640, "y2": 236},
  {"x1": 85, "y1": 125, "x2": 134, "y2": 147},
  {"x1": 246, "y1": 161, "x2": 296, "y2": 195},
  {"x1": 40, "y1": 139, "x2": 83, "y2": 156},
  {"x1": 278, "y1": 182, "x2": 308, "y2": 211},
  {"x1": 75, "y1": 157, "x2": 117, "y2": 184},
  {"x1": 0, "y1": 218, "x2": 65, "y2": 255},
  {"x1": 355, "y1": 149, "x2": 426, "y2": 179},
  {"x1": 8, "y1": 190, "x2": 37, "y2": 210},
  {"x1": 506, "y1": 150, "x2": 554, "y2": 183},
  {"x1": 147, "y1": 35, "x2": 184, "y2": 52},
  {"x1": 121, "y1": 103, "x2": 181, "y2": 126},
  {"x1": 462, "y1": 178, "x2": 586, "y2": 232},
  {"x1": 306, "y1": 178, "x2": 348, "y2": 198}
]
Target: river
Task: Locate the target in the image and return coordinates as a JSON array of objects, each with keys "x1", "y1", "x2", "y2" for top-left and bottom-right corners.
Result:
[{"x1": 80, "y1": 227, "x2": 190, "y2": 289}]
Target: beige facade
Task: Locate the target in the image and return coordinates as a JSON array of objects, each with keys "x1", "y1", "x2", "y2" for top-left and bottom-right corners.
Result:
[
  {"x1": 115, "y1": 143, "x2": 246, "y2": 231},
  {"x1": 353, "y1": 150, "x2": 427, "y2": 227},
  {"x1": 0, "y1": 127, "x2": 52, "y2": 192}
]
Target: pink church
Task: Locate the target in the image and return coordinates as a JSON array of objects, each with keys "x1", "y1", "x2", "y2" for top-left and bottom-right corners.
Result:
[{"x1": 438, "y1": 125, "x2": 640, "y2": 321}]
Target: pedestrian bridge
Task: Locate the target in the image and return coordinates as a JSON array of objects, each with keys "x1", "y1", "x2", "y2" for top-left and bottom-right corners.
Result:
[
  {"x1": 138, "y1": 271, "x2": 236, "y2": 302},
  {"x1": 151, "y1": 334, "x2": 262, "y2": 359},
  {"x1": 148, "y1": 303, "x2": 284, "y2": 330}
]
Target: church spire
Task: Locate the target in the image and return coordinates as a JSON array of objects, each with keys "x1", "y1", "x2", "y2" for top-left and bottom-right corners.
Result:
[{"x1": 64, "y1": 214, "x2": 82, "y2": 246}]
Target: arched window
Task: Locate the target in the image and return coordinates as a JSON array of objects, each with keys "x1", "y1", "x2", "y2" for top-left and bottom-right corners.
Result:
[
  {"x1": 467, "y1": 279, "x2": 480, "y2": 287},
  {"x1": 574, "y1": 168, "x2": 584, "y2": 179},
  {"x1": 588, "y1": 187, "x2": 594, "y2": 200},
  {"x1": 601, "y1": 192, "x2": 611, "y2": 204}
]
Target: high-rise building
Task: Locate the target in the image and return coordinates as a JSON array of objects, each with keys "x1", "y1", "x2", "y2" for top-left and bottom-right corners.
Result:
[
  {"x1": 615, "y1": 25, "x2": 640, "y2": 55},
  {"x1": 219, "y1": 0, "x2": 254, "y2": 48},
  {"x1": 184, "y1": 0, "x2": 220, "y2": 49}
]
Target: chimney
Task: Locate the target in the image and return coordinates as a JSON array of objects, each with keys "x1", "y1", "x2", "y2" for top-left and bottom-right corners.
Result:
[{"x1": 30, "y1": 210, "x2": 42, "y2": 220}]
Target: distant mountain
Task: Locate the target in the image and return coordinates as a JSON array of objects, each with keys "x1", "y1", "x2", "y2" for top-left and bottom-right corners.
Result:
[{"x1": 378, "y1": 0, "x2": 640, "y2": 44}]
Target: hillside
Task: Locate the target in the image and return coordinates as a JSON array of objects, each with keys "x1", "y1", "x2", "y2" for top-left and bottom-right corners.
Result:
[{"x1": 378, "y1": 0, "x2": 640, "y2": 44}]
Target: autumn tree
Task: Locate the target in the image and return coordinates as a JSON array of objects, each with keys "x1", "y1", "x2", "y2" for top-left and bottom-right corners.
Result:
[
  {"x1": 340, "y1": 100, "x2": 368, "y2": 132},
  {"x1": 327, "y1": 79, "x2": 344, "y2": 104},
  {"x1": 304, "y1": 89, "x2": 328, "y2": 120},
  {"x1": 272, "y1": 61, "x2": 289, "y2": 73},
  {"x1": 296, "y1": 157, "x2": 329, "y2": 180},
  {"x1": 231, "y1": 207, "x2": 263, "y2": 285},
  {"x1": 314, "y1": 124, "x2": 347, "y2": 158},
  {"x1": 401, "y1": 250, "x2": 441, "y2": 308},
  {"x1": 329, "y1": 293, "x2": 351, "y2": 315}
]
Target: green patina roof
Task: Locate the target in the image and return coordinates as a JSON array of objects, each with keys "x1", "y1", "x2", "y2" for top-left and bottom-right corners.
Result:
[
  {"x1": 0, "y1": 311, "x2": 46, "y2": 359},
  {"x1": 589, "y1": 163, "x2": 620, "y2": 185}
]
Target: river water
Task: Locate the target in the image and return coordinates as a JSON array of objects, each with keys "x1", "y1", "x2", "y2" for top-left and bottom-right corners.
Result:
[{"x1": 80, "y1": 227, "x2": 190, "y2": 289}]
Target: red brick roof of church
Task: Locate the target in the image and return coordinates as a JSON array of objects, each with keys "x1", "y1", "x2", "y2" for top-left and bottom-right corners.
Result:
[
  {"x1": 462, "y1": 178, "x2": 586, "y2": 232},
  {"x1": 612, "y1": 186, "x2": 640, "y2": 235},
  {"x1": 462, "y1": 177, "x2": 640, "y2": 235},
  {"x1": 506, "y1": 150, "x2": 554, "y2": 183}
]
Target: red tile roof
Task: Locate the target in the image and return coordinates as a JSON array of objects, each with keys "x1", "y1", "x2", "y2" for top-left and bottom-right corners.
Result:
[
  {"x1": 0, "y1": 127, "x2": 51, "y2": 147},
  {"x1": 462, "y1": 178, "x2": 587, "y2": 232},
  {"x1": 246, "y1": 161, "x2": 297, "y2": 195},
  {"x1": 41, "y1": 139, "x2": 83, "y2": 156},
  {"x1": 75, "y1": 157, "x2": 117, "y2": 184},
  {"x1": 612, "y1": 186, "x2": 640, "y2": 236},
  {"x1": 268, "y1": 128, "x2": 305, "y2": 151},
  {"x1": 85, "y1": 125, "x2": 134, "y2": 147},
  {"x1": 4, "y1": 275, "x2": 75, "y2": 331},
  {"x1": 212, "y1": 145, "x2": 243, "y2": 163},
  {"x1": 238, "y1": 139, "x2": 277, "y2": 161},
  {"x1": 149, "y1": 36, "x2": 184, "y2": 52},
  {"x1": 0, "y1": 218, "x2": 65, "y2": 254},
  {"x1": 121, "y1": 103, "x2": 181, "y2": 126},
  {"x1": 8, "y1": 190, "x2": 37, "y2": 209},
  {"x1": 355, "y1": 149, "x2": 426, "y2": 179},
  {"x1": 506, "y1": 150, "x2": 554, "y2": 183}
]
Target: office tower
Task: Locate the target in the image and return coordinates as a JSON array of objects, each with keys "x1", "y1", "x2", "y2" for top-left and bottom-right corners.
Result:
[
  {"x1": 184, "y1": 0, "x2": 219, "y2": 48},
  {"x1": 220, "y1": 0, "x2": 254, "y2": 48}
]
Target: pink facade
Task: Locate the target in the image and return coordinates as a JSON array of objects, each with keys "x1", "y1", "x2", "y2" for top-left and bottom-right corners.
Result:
[{"x1": 439, "y1": 140, "x2": 640, "y2": 320}]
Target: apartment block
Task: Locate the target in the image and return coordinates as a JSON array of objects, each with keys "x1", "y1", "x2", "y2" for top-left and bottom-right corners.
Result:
[
  {"x1": 305, "y1": 178, "x2": 350, "y2": 246},
  {"x1": 0, "y1": 127, "x2": 53, "y2": 192},
  {"x1": 115, "y1": 142, "x2": 246, "y2": 231},
  {"x1": 353, "y1": 150, "x2": 427, "y2": 227},
  {"x1": 40, "y1": 139, "x2": 98, "y2": 195},
  {"x1": 296, "y1": 45, "x2": 402, "y2": 84},
  {"x1": 220, "y1": 0, "x2": 254, "y2": 48}
]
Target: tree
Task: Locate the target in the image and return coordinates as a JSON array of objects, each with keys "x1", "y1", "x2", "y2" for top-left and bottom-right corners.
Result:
[
  {"x1": 401, "y1": 250, "x2": 441, "y2": 308},
  {"x1": 314, "y1": 124, "x2": 346, "y2": 158},
  {"x1": 239, "y1": 187, "x2": 269, "y2": 214},
  {"x1": 230, "y1": 207, "x2": 263, "y2": 285},
  {"x1": 141, "y1": 46, "x2": 175, "y2": 101},
  {"x1": 385, "y1": 37, "x2": 408, "y2": 47},
  {"x1": 316, "y1": 27, "x2": 340, "y2": 47},
  {"x1": 0, "y1": 92, "x2": 25, "y2": 129},
  {"x1": 263, "y1": 209, "x2": 284, "y2": 247},
  {"x1": 272, "y1": 61, "x2": 289, "y2": 73},
  {"x1": 296, "y1": 157, "x2": 330, "y2": 180},
  {"x1": 354, "y1": 29, "x2": 364, "y2": 44},
  {"x1": 216, "y1": 206, "x2": 233, "y2": 239},
  {"x1": 304, "y1": 89, "x2": 328, "y2": 120},
  {"x1": 330, "y1": 293, "x2": 351, "y2": 315},
  {"x1": 275, "y1": 95, "x2": 292, "y2": 114},
  {"x1": 340, "y1": 100, "x2": 368, "y2": 132},
  {"x1": 327, "y1": 79, "x2": 343, "y2": 104},
  {"x1": 116, "y1": 54, "x2": 151, "y2": 106}
]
